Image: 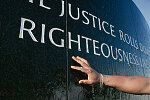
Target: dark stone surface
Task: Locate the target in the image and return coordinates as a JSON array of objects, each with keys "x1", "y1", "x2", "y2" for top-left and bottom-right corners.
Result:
[{"x1": 0, "y1": 0, "x2": 150, "y2": 100}]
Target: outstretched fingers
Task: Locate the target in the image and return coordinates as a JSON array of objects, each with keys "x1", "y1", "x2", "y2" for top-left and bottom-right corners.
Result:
[
  {"x1": 71, "y1": 66, "x2": 89, "y2": 74},
  {"x1": 79, "y1": 80, "x2": 92, "y2": 85},
  {"x1": 76, "y1": 56, "x2": 89, "y2": 65},
  {"x1": 72, "y1": 56, "x2": 90, "y2": 68},
  {"x1": 72, "y1": 56, "x2": 84, "y2": 65}
]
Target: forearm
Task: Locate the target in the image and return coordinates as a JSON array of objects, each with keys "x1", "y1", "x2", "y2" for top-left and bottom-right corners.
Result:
[
  {"x1": 102, "y1": 75, "x2": 150, "y2": 94},
  {"x1": 71, "y1": 56, "x2": 150, "y2": 94}
]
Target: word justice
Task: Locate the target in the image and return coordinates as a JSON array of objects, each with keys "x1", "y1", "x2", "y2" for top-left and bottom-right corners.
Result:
[
  {"x1": 19, "y1": 17, "x2": 141, "y2": 66},
  {"x1": 29, "y1": 0, "x2": 116, "y2": 38}
]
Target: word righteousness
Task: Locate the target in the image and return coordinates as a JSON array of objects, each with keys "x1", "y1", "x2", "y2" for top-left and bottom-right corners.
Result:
[
  {"x1": 19, "y1": 17, "x2": 142, "y2": 66},
  {"x1": 28, "y1": 0, "x2": 150, "y2": 56}
]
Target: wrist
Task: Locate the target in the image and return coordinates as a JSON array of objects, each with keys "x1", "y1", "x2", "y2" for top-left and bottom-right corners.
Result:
[
  {"x1": 96, "y1": 73, "x2": 101, "y2": 84},
  {"x1": 102, "y1": 75, "x2": 109, "y2": 86},
  {"x1": 96, "y1": 73, "x2": 104, "y2": 87},
  {"x1": 100, "y1": 73, "x2": 104, "y2": 88},
  {"x1": 96, "y1": 73, "x2": 105, "y2": 86},
  {"x1": 97, "y1": 73, "x2": 103, "y2": 83}
]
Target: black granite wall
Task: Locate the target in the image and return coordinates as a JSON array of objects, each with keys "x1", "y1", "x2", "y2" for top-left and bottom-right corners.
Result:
[{"x1": 0, "y1": 0, "x2": 150, "y2": 100}]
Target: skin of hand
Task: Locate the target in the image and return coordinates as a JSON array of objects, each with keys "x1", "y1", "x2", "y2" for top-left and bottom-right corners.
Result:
[
  {"x1": 71, "y1": 56, "x2": 150, "y2": 94},
  {"x1": 71, "y1": 56, "x2": 101, "y2": 85}
]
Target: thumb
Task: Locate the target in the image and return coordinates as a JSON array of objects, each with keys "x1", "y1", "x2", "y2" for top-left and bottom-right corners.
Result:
[{"x1": 79, "y1": 80, "x2": 92, "y2": 85}]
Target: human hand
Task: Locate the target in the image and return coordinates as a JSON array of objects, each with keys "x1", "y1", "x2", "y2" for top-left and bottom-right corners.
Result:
[{"x1": 71, "y1": 56, "x2": 101, "y2": 85}]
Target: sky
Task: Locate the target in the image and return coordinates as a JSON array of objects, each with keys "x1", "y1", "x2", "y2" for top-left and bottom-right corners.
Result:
[{"x1": 132, "y1": 0, "x2": 150, "y2": 28}]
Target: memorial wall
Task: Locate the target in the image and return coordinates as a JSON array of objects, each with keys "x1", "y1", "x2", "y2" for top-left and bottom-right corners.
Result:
[{"x1": 0, "y1": 0, "x2": 150, "y2": 100}]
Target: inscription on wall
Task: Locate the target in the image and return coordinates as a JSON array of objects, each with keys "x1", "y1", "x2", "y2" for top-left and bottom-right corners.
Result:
[{"x1": 18, "y1": 0, "x2": 150, "y2": 67}]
